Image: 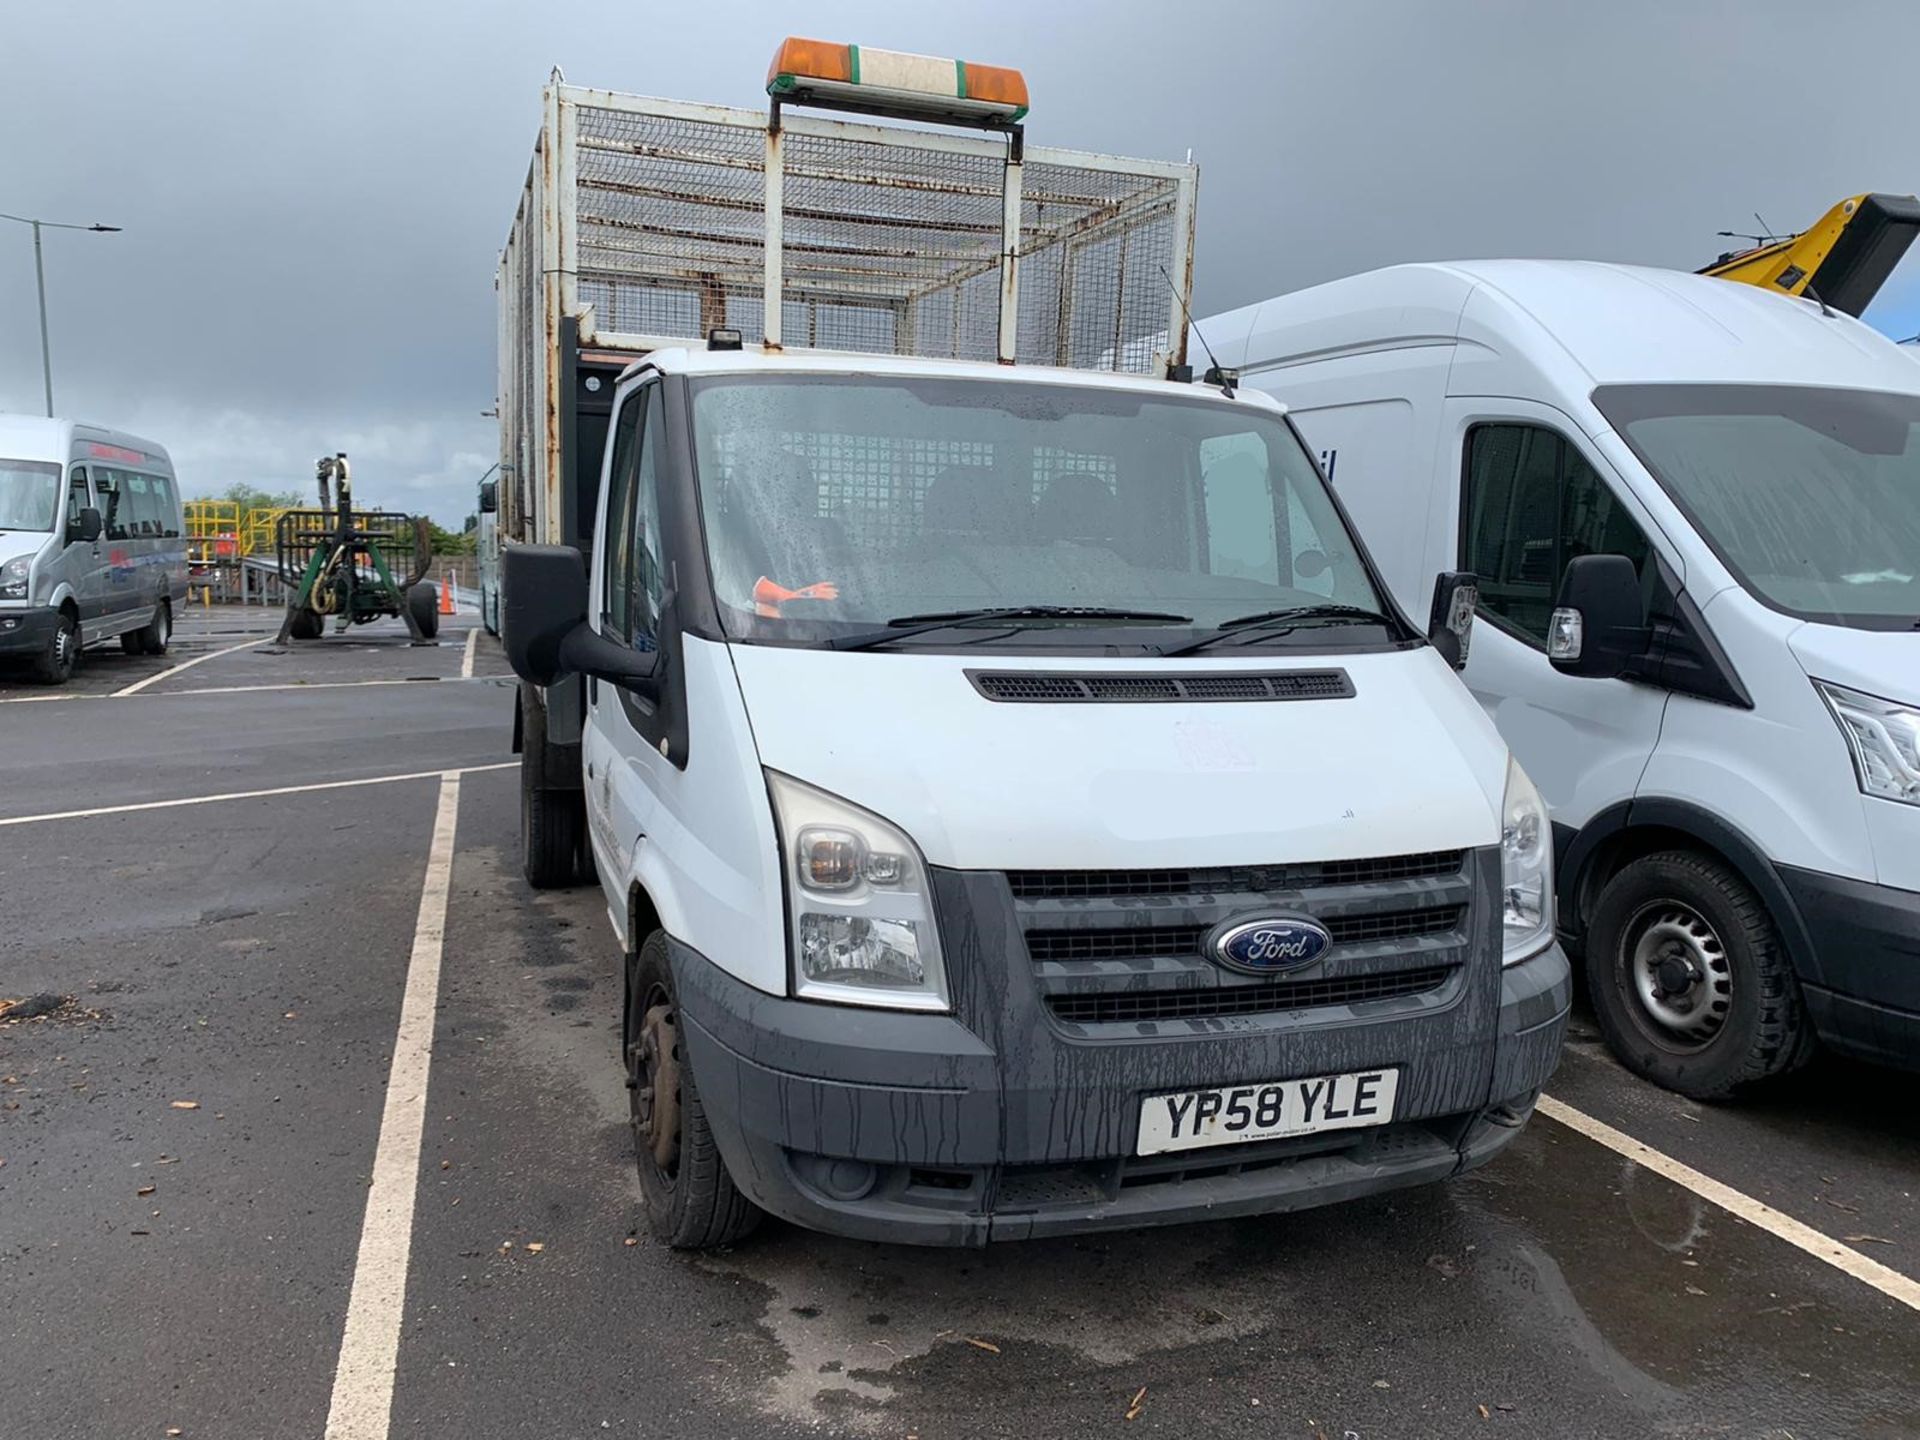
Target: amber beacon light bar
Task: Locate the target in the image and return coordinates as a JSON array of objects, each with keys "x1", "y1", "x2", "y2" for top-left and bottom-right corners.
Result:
[{"x1": 766, "y1": 37, "x2": 1030, "y2": 126}]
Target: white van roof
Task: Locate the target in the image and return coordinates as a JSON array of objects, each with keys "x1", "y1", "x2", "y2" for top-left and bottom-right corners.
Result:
[
  {"x1": 1204, "y1": 259, "x2": 1920, "y2": 395},
  {"x1": 0, "y1": 414, "x2": 171, "y2": 468}
]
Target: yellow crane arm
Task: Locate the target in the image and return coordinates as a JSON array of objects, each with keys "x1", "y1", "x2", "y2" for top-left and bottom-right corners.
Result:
[{"x1": 1700, "y1": 192, "x2": 1920, "y2": 316}]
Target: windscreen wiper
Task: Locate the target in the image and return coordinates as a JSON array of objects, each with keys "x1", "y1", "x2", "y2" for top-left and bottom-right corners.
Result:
[
  {"x1": 1162, "y1": 603, "x2": 1397, "y2": 656},
  {"x1": 826, "y1": 605, "x2": 1192, "y2": 652}
]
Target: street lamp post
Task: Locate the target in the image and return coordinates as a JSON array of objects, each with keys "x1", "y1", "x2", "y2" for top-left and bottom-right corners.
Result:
[{"x1": 1, "y1": 211, "x2": 122, "y2": 417}]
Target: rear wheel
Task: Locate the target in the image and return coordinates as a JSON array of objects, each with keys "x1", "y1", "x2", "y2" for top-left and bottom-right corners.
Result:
[
  {"x1": 135, "y1": 601, "x2": 171, "y2": 655},
  {"x1": 627, "y1": 931, "x2": 760, "y2": 1249},
  {"x1": 32, "y1": 608, "x2": 78, "y2": 685},
  {"x1": 408, "y1": 582, "x2": 440, "y2": 639},
  {"x1": 519, "y1": 688, "x2": 588, "y2": 889},
  {"x1": 1586, "y1": 851, "x2": 1813, "y2": 1099},
  {"x1": 288, "y1": 607, "x2": 325, "y2": 641}
]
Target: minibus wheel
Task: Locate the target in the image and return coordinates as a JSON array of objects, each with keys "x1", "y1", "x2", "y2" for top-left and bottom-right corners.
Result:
[
  {"x1": 128, "y1": 602, "x2": 171, "y2": 656},
  {"x1": 32, "y1": 608, "x2": 78, "y2": 685},
  {"x1": 626, "y1": 931, "x2": 760, "y2": 1249},
  {"x1": 1586, "y1": 850, "x2": 1812, "y2": 1100}
]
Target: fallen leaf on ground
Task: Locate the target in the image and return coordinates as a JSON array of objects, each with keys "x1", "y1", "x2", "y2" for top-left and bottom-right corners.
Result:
[
  {"x1": 137, "y1": 1185, "x2": 155, "y2": 1197},
  {"x1": 167, "y1": 1429, "x2": 182, "y2": 1436},
  {"x1": 964, "y1": 1338, "x2": 1000, "y2": 1354},
  {"x1": 1684, "y1": 1284, "x2": 1707, "y2": 1296},
  {"x1": 525, "y1": 1242, "x2": 545, "y2": 1253},
  {"x1": 1124, "y1": 1386, "x2": 1148, "y2": 1421},
  {"x1": 623, "y1": 1237, "x2": 638, "y2": 1247},
  {"x1": 169, "y1": 1101, "x2": 199, "y2": 1111},
  {"x1": 1844, "y1": 1234, "x2": 1894, "y2": 1245},
  {"x1": 1478, "y1": 1404, "x2": 1491, "y2": 1419}
]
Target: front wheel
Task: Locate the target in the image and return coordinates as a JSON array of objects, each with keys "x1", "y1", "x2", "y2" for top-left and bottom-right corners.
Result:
[
  {"x1": 627, "y1": 931, "x2": 760, "y2": 1250},
  {"x1": 1586, "y1": 850, "x2": 1813, "y2": 1100},
  {"x1": 32, "y1": 609, "x2": 78, "y2": 685}
]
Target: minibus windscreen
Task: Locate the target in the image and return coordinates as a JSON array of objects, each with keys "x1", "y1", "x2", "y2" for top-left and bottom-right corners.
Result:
[
  {"x1": 688, "y1": 377, "x2": 1392, "y2": 648},
  {"x1": 0, "y1": 461, "x2": 62, "y2": 532},
  {"x1": 1598, "y1": 384, "x2": 1920, "y2": 628}
]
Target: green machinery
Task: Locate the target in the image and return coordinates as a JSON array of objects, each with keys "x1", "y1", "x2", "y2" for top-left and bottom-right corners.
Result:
[{"x1": 275, "y1": 453, "x2": 441, "y2": 644}]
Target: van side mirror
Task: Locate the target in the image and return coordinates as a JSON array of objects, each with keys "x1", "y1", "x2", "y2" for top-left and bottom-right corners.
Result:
[
  {"x1": 72, "y1": 507, "x2": 102, "y2": 544},
  {"x1": 479, "y1": 479, "x2": 498, "y2": 514},
  {"x1": 501, "y1": 544, "x2": 661, "y2": 696},
  {"x1": 1549, "y1": 554, "x2": 1648, "y2": 679},
  {"x1": 1427, "y1": 571, "x2": 1477, "y2": 671}
]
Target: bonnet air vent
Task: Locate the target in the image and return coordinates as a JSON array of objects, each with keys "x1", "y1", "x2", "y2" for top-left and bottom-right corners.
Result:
[{"x1": 967, "y1": 670, "x2": 1355, "y2": 704}]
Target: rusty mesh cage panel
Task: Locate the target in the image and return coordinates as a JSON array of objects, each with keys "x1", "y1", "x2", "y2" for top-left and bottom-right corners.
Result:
[
  {"x1": 1017, "y1": 159, "x2": 1182, "y2": 372},
  {"x1": 574, "y1": 104, "x2": 768, "y2": 340},
  {"x1": 781, "y1": 128, "x2": 1007, "y2": 361}
]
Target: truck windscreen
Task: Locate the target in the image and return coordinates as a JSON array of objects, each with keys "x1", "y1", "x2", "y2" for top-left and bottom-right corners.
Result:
[
  {"x1": 0, "y1": 460, "x2": 62, "y2": 533},
  {"x1": 687, "y1": 376, "x2": 1387, "y2": 647}
]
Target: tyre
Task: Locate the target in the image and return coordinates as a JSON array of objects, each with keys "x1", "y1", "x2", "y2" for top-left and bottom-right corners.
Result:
[
  {"x1": 408, "y1": 582, "x2": 440, "y2": 639},
  {"x1": 1586, "y1": 850, "x2": 1813, "y2": 1100},
  {"x1": 519, "y1": 688, "x2": 588, "y2": 889},
  {"x1": 288, "y1": 607, "x2": 325, "y2": 641},
  {"x1": 136, "y1": 601, "x2": 171, "y2": 656},
  {"x1": 120, "y1": 631, "x2": 143, "y2": 656},
  {"x1": 627, "y1": 931, "x2": 760, "y2": 1250},
  {"x1": 32, "y1": 608, "x2": 78, "y2": 685}
]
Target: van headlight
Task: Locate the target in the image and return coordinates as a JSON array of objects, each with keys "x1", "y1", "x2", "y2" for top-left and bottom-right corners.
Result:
[
  {"x1": 0, "y1": 557, "x2": 29, "y2": 601},
  {"x1": 1816, "y1": 680, "x2": 1920, "y2": 807},
  {"x1": 766, "y1": 771, "x2": 949, "y2": 1011},
  {"x1": 1501, "y1": 755, "x2": 1554, "y2": 965}
]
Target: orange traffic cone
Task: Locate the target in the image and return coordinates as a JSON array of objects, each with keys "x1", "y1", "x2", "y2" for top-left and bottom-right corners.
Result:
[{"x1": 439, "y1": 574, "x2": 455, "y2": 615}]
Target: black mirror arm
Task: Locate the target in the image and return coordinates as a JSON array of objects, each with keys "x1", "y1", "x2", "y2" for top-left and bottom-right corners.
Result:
[{"x1": 557, "y1": 625, "x2": 662, "y2": 698}]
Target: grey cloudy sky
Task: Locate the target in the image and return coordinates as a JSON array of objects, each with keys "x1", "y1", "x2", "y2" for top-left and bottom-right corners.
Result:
[{"x1": 7, "y1": 0, "x2": 1919, "y2": 525}]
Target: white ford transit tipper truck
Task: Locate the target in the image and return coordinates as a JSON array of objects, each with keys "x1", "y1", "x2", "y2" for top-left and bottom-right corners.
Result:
[
  {"x1": 497, "y1": 42, "x2": 1570, "y2": 1248},
  {"x1": 1203, "y1": 260, "x2": 1920, "y2": 1098}
]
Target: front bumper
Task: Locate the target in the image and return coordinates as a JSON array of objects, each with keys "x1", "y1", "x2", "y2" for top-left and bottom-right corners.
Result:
[
  {"x1": 673, "y1": 905, "x2": 1572, "y2": 1247},
  {"x1": 1779, "y1": 865, "x2": 1920, "y2": 1069},
  {"x1": 0, "y1": 606, "x2": 56, "y2": 656}
]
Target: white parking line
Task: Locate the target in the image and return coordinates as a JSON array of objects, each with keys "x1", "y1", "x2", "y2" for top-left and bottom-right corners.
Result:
[
  {"x1": 323, "y1": 772, "x2": 461, "y2": 1440},
  {"x1": 461, "y1": 625, "x2": 478, "y2": 679},
  {"x1": 0, "y1": 761, "x2": 513, "y2": 827},
  {"x1": 112, "y1": 636, "x2": 264, "y2": 696},
  {"x1": 1538, "y1": 1094, "x2": 1920, "y2": 1314}
]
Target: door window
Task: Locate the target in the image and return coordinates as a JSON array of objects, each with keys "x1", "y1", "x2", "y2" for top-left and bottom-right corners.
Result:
[
  {"x1": 599, "y1": 392, "x2": 643, "y2": 641},
  {"x1": 94, "y1": 468, "x2": 127, "y2": 540},
  {"x1": 631, "y1": 386, "x2": 667, "y2": 650},
  {"x1": 1462, "y1": 423, "x2": 1655, "y2": 645},
  {"x1": 66, "y1": 467, "x2": 91, "y2": 537}
]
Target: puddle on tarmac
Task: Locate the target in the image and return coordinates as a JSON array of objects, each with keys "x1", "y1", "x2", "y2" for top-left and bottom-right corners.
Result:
[{"x1": 698, "y1": 1120, "x2": 1920, "y2": 1435}]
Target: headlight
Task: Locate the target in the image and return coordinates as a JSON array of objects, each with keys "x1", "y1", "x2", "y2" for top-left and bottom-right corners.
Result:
[
  {"x1": 1500, "y1": 755, "x2": 1554, "y2": 965},
  {"x1": 766, "y1": 771, "x2": 949, "y2": 1011},
  {"x1": 0, "y1": 557, "x2": 28, "y2": 602},
  {"x1": 1816, "y1": 679, "x2": 1920, "y2": 807}
]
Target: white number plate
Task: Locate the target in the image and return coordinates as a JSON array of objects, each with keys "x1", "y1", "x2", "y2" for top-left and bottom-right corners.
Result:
[{"x1": 1136, "y1": 1068, "x2": 1399, "y2": 1156}]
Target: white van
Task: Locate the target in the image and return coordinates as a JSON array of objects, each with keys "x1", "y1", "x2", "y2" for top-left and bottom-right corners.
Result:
[
  {"x1": 504, "y1": 345, "x2": 1572, "y2": 1246},
  {"x1": 0, "y1": 415, "x2": 185, "y2": 683},
  {"x1": 1203, "y1": 261, "x2": 1920, "y2": 1097}
]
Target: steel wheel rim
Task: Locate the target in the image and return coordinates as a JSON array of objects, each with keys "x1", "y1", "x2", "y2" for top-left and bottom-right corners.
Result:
[
  {"x1": 629, "y1": 983, "x2": 681, "y2": 1180},
  {"x1": 54, "y1": 620, "x2": 74, "y2": 671},
  {"x1": 1623, "y1": 899, "x2": 1732, "y2": 1049}
]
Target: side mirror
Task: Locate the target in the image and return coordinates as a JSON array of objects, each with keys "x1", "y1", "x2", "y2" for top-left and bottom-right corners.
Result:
[
  {"x1": 1549, "y1": 554, "x2": 1647, "y2": 679},
  {"x1": 478, "y1": 479, "x2": 498, "y2": 514},
  {"x1": 73, "y1": 507, "x2": 103, "y2": 544},
  {"x1": 1427, "y1": 570, "x2": 1478, "y2": 671},
  {"x1": 501, "y1": 545, "x2": 662, "y2": 695}
]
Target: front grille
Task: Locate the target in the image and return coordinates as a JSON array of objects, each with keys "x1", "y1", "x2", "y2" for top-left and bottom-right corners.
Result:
[
  {"x1": 1024, "y1": 905, "x2": 1464, "y2": 964},
  {"x1": 1007, "y1": 851, "x2": 1465, "y2": 900},
  {"x1": 1046, "y1": 966, "x2": 1455, "y2": 1025},
  {"x1": 969, "y1": 669, "x2": 1354, "y2": 704}
]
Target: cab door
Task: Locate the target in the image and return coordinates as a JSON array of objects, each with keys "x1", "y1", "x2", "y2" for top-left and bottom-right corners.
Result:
[
  {"x1": 581, "y1": 380, "x2": 674, "y2": 922},
  {"x1": 1444, "y1": 398, "x2": 1677, "y2": 831},
  {"x1": 62, "y1": 465, "x2": 104, "y2": 638}
]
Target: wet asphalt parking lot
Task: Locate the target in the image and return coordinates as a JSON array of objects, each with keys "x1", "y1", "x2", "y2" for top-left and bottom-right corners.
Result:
[{"x1": 2, "y1": 606, "x2": 1917, "y2": 1440}]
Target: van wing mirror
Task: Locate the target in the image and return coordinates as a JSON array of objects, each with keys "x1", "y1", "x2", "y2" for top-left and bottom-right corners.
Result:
[
  {"x1": 501, "y1": 544, "x2": 661, "y2": 695},
  {"x1": 73, "y1": 507, "x2": 103, "y2": 544},
  {"x1": 1549, "y1": 554, "x2": 1648, "y2": 679},
  {"x1": 1427, "y1": 571, "x2": 1478, "y2": 671}
]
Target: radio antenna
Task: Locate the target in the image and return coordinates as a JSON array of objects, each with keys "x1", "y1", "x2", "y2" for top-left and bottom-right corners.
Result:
[{"x1": 1159, "y1": 263, "x2": 1234, "y2": 396}]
